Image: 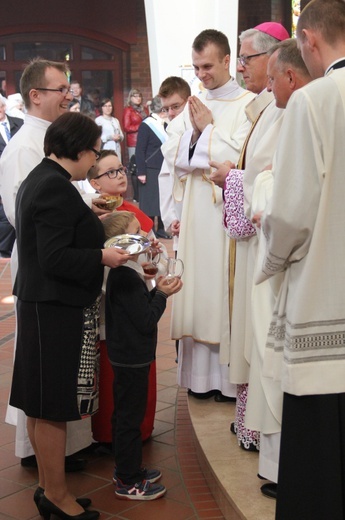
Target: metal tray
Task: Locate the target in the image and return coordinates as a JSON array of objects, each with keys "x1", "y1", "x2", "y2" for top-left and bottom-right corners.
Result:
[{"x1": 104, "y1": 234, "x2": 150, "y2": 255}]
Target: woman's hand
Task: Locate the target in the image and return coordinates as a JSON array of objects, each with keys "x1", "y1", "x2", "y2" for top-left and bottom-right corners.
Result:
[
  {"x1": 138, "y1": 175, "x2": 146, "y2": 184},
  {"x1": 92, "y1": 196, "x2": 113, "y2": 216},
  {"x1": 101, "y1": 248, "x2": 130, "y2": 267}
]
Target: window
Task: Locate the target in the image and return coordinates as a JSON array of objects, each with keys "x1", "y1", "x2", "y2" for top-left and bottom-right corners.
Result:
[
  {"x1": 13, "y1": 42, "x2": 73, "y2": 61},
  {"x1": 81, "y1": 46, "x2": 113, "y2": 60}
]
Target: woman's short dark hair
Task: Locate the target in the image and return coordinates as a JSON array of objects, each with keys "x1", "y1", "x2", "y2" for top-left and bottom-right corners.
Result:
[
  {"x1": 44, "y1": 112, "x2": 102, "y2": 160},
  {"x1": 101, "y1": 97, "x2": 112, "y2": 107}
]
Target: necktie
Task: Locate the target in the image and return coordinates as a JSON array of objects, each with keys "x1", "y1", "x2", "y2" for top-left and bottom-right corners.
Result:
[{"x1": 2, "y1": 122, "x2": 11, "y2": 142}]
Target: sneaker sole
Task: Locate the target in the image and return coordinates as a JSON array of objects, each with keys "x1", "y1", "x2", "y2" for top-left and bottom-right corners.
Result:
[{"x1": 115, "y1": 487, "x2": 166, "y2": 501}]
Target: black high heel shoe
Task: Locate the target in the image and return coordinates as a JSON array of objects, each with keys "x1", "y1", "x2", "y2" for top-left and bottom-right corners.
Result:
[
  {"x1": 33, "y1": 487, "x2": 92, "y2": 515},
  {"x1": 38, "y1": 494, "x2": 99, "y2": 520}
]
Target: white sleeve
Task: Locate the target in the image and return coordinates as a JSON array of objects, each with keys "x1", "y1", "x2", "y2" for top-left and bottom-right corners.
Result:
[{"x1": 1, "y1": 145, "x2": 43, "y2": 227}]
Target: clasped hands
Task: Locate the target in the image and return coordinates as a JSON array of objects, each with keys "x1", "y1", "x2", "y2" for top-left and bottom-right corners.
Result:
[{"x1": 188, "y1": 96, "x2": 213, "y2": 144}]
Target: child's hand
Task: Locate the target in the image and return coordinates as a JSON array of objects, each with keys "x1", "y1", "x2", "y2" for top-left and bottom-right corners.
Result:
[
  {"x1": 156, "y1": 275, "x2": 183, "y2": 296},
  {"x1": 149, "y1": 237, "x2": 162, "y2": 254}
]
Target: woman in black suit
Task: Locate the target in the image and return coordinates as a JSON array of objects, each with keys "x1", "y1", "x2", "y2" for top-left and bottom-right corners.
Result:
[{"x1": 9, "y1": 112, "x2": 129, "y2": 520}]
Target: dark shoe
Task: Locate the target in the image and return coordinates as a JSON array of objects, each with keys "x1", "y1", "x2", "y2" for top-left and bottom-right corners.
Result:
[
  {"x1": 214, "y1": 393, "x2": 236, "y2": 403},
  {"x1": 230, "y1": 422, "x2": 237, "y2": 435},
  {"x1": 64, "y1": 455, "x2": 87, "y2": 472},
  {"x1": 39, "y1": 494, "x2": 99, "y2": 519},
  {"x1": 34, "y1": 487, "x2": 91, "y2": 515},
  {"x1": 113, "y1": 467, "x2": 161, "y2": 486},
  {"x1": 115, "y1": 478, "x2": 166, "y2": 501},
  {"x1": 21, "y1": 454, "x2": 86, "y2": 473},
  {"x1": 156, "y1": 229, "x2": 172, "y2": 239},
  {"x1": 260, "y1": 483, "x2": 277, "y2": 499},
  {"x1": 187, "y1": 389, "x2": 217, "y2": 399},
  {"x1": 21, "y1": 454, "x2": 37, "y2": 468}
]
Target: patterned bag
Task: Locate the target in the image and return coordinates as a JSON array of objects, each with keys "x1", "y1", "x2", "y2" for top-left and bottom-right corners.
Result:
[{"x1": 223, "y1": 169, "x2": 256, "y2": 239}]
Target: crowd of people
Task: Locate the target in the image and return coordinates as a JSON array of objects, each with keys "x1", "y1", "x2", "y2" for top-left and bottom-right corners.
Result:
[{"x1": 0, "y1": 0, "x2": 345, "y2": 518}]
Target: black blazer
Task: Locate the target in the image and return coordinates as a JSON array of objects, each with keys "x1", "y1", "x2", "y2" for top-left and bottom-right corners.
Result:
[
  {"x1": 14, "y1": 158, "x2": 105, "y2": 307},
  {"x1": 0, "y1": 115, "x2": 23, "y2": 156}
]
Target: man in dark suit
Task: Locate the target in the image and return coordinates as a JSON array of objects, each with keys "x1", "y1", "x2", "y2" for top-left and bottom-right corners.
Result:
[
  {"x1": 0, "y1": 96, "x2": 23, "y2": 257},
  {"x1": 70, "y1": 80, "x2": 95, "y2": 117}
]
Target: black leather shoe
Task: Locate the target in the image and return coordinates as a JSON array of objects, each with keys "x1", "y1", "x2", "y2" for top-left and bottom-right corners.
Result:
[
  {"x1": 39, "y1": 495, "x2": 99, "y2": 519},
  {"x1": 156, "y1": 229, "x2": 172, "y2": 239},
  {"x1": 230, "y1": 422, "x2": 237, "y2": 435},
  {"x1": 214, "y1": 393, "x2": 236, "y2": 403},
  {"x1": 187, "y1": 389, "x2": 217, "y2": 399},
  {"x1": 261, "y1": 483, "x2": 277, "y2": 499},
  {"x1": 34, "y1": 487, "x2": 92, "y2": 515},
  {"x1": 21, "y1": 455, "x2": 87, "y2": 473}
]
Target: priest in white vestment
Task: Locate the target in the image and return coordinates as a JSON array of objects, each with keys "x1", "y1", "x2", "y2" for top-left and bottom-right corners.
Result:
[
  {"x1": 211, "y1": 23, "x2": 289, "y2": 457},
  {"x1": 259, "y1": 1, "x2": 345, "y2": 516},
  {"x1": 162, "y1": 29, "x2": 254, "y2": 398}
]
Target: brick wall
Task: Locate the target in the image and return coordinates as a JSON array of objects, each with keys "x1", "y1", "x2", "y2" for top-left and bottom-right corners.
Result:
[
  {"x1": 123, "y1": 0, "x2": 152, "y2": 109},
  {"x1": 238, "y1": 0, "x2": 292, "y2": 35}
]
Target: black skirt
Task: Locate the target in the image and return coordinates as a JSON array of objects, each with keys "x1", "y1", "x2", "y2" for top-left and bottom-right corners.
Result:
[{"x1": 10, "y1": 297, "x2": 100, "y2": 422}]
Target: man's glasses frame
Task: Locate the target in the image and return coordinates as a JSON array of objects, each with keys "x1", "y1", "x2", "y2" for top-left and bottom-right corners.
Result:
[
  {"x1": 237, "y1": 52, "x2": 267, "y2": 67},
  {"x1": 88, "y1": 147, "x2": 102, "y2": 159},
  {"x1": 34, "y1": 87, "x2": 74, "y2": 95},
  {"x1": 94, "y1": 167, "x2": 128, "y2": 180},
  {"x1": 161, "y1": 103, "x2": 184, "y2": 114}
]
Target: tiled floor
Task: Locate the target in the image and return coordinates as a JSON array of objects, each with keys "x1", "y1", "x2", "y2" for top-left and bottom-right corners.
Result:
[{"x1": 0, "y1": 240, "x2": 227, "y2": 520}]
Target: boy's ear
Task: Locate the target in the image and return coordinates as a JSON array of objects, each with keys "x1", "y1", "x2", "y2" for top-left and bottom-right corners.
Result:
[{"x1": 90, "y1": 178, "x2": 100, "y2": 191}]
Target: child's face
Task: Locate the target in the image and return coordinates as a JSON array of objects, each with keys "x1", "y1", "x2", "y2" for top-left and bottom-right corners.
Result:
[
  {"x1": 126, "y1": 217, "x2": 141, "y2": 235},
  {"x1": 91, "y1": 155, "x2": 128, "y2": 196}
]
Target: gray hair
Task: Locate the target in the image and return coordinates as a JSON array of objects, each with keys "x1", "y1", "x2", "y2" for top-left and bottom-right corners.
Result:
[
  {"x1": 0, "y1": 94, "x2": 7, "y2": 108},
  {"x1": 267, "y1": 38, "x2": 310, "y2": 78},
  {"x1": 150, "y1": 95, "x2": 163, "y2": 114},
  {"x1": 239, "y1": 28, "x2": 281, "y2": 52}
]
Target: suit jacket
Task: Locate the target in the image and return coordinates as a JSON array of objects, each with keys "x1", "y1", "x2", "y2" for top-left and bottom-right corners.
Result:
[
  {"x1": 14, "y1": 158, "x2": 105, "y2": 307},
  {"x1": 0, "y1": 115, "x2": 23, "y2": 156},
  {"x1": 79, "y1": 96, "x2": 95, "y2": 115}
]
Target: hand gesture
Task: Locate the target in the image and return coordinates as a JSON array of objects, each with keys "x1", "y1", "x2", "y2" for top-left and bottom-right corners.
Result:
[
  {"x1": 188, "y1": 96, "x2": 213, "y2": 137},
  {"x1": 209, "y1": 160, "x2": 235, "y2": 188}
]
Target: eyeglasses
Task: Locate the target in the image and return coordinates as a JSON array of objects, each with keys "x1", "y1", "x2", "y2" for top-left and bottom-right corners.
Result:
[
  {"x1": 94, "y1": 167, "x2": 127, "y2": 180},
  {"x1": 237, "y1": 52, "x2": 267, "y2": 67},
  {"x1": 161, "y1": 103, "x2": 184, "y2": 114},
  {"x1": 88, "y1": 147, "x2": 102, "y2": 159},
  {"x1": 34, "y1": 87, "x2": 74, "y2": 95}
]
